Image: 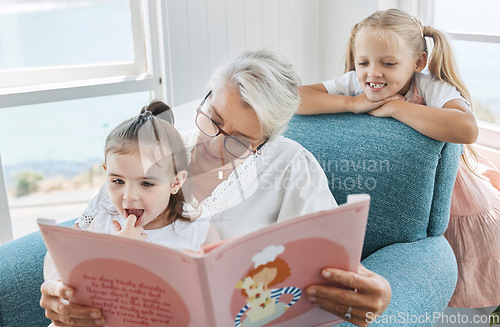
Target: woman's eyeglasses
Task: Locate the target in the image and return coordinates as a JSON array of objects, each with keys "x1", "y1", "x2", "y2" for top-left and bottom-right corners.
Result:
[{"x1": 195, "y1": 91, "x2": 268, "y2": 159}]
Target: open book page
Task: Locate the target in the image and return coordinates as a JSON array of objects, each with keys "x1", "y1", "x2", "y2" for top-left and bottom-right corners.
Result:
[
  {"x1": 199, "y1": 194, "x2": 370, "y2": 327},
  {"x1": 39, "y1": 224, "x2": 213, "y2": 326},
  {"x1": 39, "y1": 194, "x2": 369, "y2": 327}
]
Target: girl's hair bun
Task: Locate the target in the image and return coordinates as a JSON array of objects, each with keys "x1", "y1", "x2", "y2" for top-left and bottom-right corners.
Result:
[{"x1": 140, "y1": 100, "x2": 175, "y2": 125}]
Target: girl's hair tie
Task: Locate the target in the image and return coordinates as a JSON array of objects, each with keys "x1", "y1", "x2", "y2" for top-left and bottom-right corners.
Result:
[
  {"x1": 140, "y1": 101, "x2": 175, "y2": 125},
  {"x1": 141, "y1": 110, "x2": 153, "y2": 119}
]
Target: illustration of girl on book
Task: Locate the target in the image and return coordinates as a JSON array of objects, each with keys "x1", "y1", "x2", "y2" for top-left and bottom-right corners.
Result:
[{"x1": 234, "y1": 245, "x2": 301, "y2": 327}]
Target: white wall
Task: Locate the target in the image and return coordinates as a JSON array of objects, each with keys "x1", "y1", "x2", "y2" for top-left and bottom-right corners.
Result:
[
  {"x1": 317, "y1": 0, "x2": 379, "y2": 79},
  {"x1": 163, "y1": 0, "x2": 379, "y2": 106}
]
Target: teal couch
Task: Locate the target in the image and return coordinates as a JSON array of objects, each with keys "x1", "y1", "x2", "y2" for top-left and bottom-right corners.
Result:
[
  {"x1": 286, "y1": 114, "x2": 460, "y2": 327},
  {"x1": 0, "y1": 113, "x2": 460, "y2": 326}
]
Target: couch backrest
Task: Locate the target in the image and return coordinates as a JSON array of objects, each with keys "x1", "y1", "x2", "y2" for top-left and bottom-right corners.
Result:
[{"x1": 285, "y1": 113, "x2": 461, "y2": 259}]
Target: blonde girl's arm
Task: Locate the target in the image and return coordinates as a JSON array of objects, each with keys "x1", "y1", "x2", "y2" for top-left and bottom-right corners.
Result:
[
  {"x1": 298, "y1": 84, "x2": 351, "y2": 114},
  {"x1": 370, "y1": 98, "x2": 478, "y2": 144},
  {"x1": 298, "y1": 84, "x2": 404, "y2": 115}
]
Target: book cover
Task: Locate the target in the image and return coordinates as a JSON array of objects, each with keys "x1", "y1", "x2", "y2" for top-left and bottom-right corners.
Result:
[{"x1": 39, "y1": 194, "x2": 370, "y2": 327}]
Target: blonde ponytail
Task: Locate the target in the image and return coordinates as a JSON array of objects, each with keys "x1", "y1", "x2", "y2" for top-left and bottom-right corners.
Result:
[
  {"x1": 422, "y1": 25, "x2": 478, "y2": 172},
  {"x1": 344, "y1": 24, "x2": 359, "y2": 73},
  {"x1": 423, "y1": 26, "x2": 471, "y2": 106}
]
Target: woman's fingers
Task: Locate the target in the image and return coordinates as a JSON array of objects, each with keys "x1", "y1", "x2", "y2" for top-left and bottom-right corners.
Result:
[
  {"x1": 326, "y1": 268, "x2": 382, "y2": 294},
  {"x1": 313, "y1": 268, "x2": 374, "y2": 299},
  {"x1": 319, "y1": 267, "x2": 390, "y2": 310},
  {"x1": 357, "y1": 263, "x2": 377, "y2": 278},
  {"x1": 308, "y1": 296, "x2": 370, "y2": 327},
  {"x1": 40, "y1": 280, "x2": 104, "y2": 326},
  {"x1": 40, "y1": 279, "x2": 73, "y2": 299},
  {"x1": 306, "y1": 265, "x2": 391, "y2": 326},
  {"x1": 44, "y1": 299, "x2": 104, "y2": 326},
  {"x1": 47, "y1": 305, "x2": 104, "y2": 326}
]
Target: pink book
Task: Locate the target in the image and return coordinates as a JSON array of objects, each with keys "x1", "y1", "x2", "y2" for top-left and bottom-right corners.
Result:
[{"x1": 39, "y1": 194, "x2": 370, "y2": 327}]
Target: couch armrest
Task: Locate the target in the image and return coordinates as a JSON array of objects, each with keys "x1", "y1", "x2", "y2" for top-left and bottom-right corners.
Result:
[
  {"x1": 0, "y1": 230, "x2": 49, "y2": 327},
  {"x1": 0, "y1": 219, "x2": 75, "y2": 327},
  {"x1": 338, "y1": 235, "x2": 457, "y2": 327}
]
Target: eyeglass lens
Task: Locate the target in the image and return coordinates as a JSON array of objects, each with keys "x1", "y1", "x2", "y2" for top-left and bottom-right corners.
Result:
[{"x1": 196, "y1": 110, "x2": 252, "y2": 158}]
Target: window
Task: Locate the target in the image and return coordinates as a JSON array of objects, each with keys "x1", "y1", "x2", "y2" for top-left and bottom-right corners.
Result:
[
  {"x1": 2, "y1": 0, "x2": 496, "y2": 242},
  {"x1": 432, "y1": 0, "x2": 500, "y2": 152},
  {"x1": 0, "y1": 0, "x2": 146, "y2": 88},
  {"x1": 0, "y1": 92, "x2": 152, "y2": 239},
  {"x1": 0, "y1": 0, "x2": 165, "y2": 242}
]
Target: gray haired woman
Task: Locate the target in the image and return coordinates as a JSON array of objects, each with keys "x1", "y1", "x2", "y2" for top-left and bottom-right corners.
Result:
[{"x1": 40, "y1": 49, "x2": 390, "y2": 327}]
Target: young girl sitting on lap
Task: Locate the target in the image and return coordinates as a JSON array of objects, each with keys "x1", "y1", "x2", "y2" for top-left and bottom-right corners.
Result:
[
  {"x1": 80, "y1": 101, "x2": 220, "y2": 251},
  {"x1": 299, "y1": 8, "x2": 500, "y2": 310}
]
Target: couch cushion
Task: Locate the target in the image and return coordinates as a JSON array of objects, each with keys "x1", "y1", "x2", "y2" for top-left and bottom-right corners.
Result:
[
  {"x1": 0, "y1": 219, "x2": 75, "y2": 327},
  {"x1": 285, "y1": 113, "x2": 460, "y2": 258},
  {"x1": 0, "y1": 230, "x2": 49, "y2": 327}
]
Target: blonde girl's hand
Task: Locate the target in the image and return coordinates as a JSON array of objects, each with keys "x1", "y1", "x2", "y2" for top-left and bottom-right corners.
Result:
[
  {"x1": 112, "y1": 215, "x2": 147, "y2": 241},
  {"x1": 305, "y1": 264, "x2": 391, "y2": 327},
  {"x1": 368, "y1": 98, "x2": 407, "y2": 118},
  {"x1": 350, "y1": 93, "x2": 405, "y2": 114}
]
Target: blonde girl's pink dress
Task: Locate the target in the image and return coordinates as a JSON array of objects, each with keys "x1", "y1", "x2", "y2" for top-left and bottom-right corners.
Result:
[
  {"x1": 444, "y1": 155, "x2": 500, "y2": 307},
  {"x1": 406, "y1": 79, "x2": 500, "y2": 308}
]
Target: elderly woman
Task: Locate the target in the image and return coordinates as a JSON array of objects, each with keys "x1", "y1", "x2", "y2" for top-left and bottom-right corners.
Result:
[{"x1": 40, "y1": 49, "x2": 390, "y2": 327}]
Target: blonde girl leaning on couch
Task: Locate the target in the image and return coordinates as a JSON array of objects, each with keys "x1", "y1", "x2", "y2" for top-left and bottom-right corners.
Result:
[{"x1": 298, "y1": 8, "x2": 500, "y2": 310}]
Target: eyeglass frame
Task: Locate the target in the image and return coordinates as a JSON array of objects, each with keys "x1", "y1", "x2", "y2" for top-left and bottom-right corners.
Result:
[{"x1": 194, "y1": 91, "x2": 268, "y2": 159}]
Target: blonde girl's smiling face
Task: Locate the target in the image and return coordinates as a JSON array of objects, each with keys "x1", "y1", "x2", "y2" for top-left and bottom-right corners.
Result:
[
  {"x1": 105, "y1": 149, "x2": 182, "y2": 230},
  {"x1": 354, "y1": 28, "x2": 427, "y2": 102}
]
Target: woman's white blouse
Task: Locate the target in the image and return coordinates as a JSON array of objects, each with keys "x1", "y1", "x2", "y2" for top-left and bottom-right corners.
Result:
[
  {"x1": 203, "y1": 135, "x2": 338, "y2": 239},
  {"x1": 77, "y1": 132, "x2": 337, "y2": 240}
]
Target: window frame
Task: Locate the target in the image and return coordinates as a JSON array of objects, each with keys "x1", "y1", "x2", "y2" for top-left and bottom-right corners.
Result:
[
  {"x1": 0, "y1": 0, "x2": 169, "y2": 243},
  {"x1": 0, "y1": 0, "x2": 166, "y2": 109},
  {"x1": 418, "y1": 0, "x2": 500, "y2": 157},
  {"x1": 1, "y1": 0, "x2": 499, "y2": 243},
  {"x1": 381, "y1": 0, "x2": 500, "y2": 155},
  {"x1": 0, "y1": 155, "x2": 13, "y2": 244}
]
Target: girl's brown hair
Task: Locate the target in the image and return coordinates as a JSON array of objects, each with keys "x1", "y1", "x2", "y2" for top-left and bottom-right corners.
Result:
[{"x1": 105, "y1": 101, "x2": 193, "y2": 225}]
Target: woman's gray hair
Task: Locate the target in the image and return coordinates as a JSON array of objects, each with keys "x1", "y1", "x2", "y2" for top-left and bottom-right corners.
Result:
[{"x1": 207, "y1": 49, "x2": 302, "y2": 139}]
